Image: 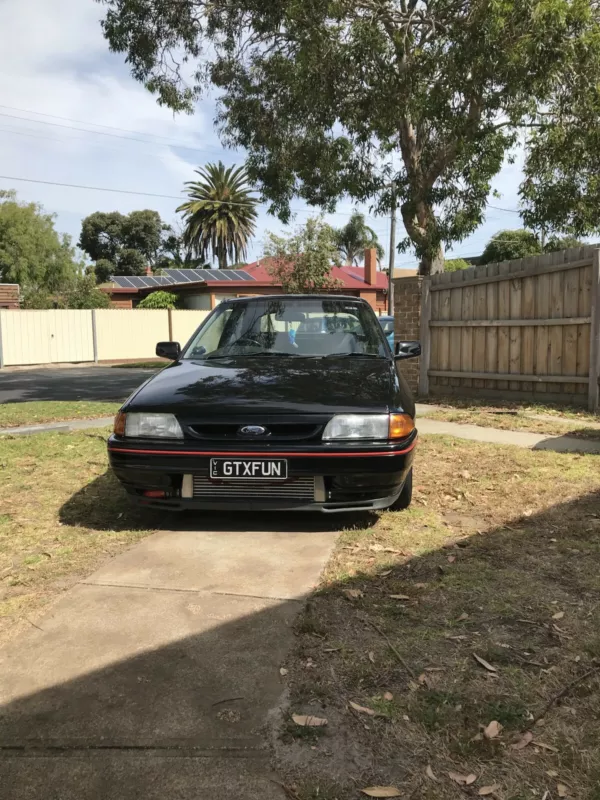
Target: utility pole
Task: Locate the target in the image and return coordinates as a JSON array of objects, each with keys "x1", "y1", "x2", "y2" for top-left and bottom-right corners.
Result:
[{"x1": 388, "y1": 195, "x2": 397, "y2": 317}]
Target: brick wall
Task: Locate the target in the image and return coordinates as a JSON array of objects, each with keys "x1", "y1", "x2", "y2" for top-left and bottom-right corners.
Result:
[{"x1": 393, "y1": 276, "x2": 423, "y2": 394}]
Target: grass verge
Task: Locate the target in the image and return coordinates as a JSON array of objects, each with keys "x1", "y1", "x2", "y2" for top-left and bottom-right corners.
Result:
[
  {"x1": 423, "y1": 398, "x2": 600, "y2": 439},
  {"x1": 277, "y1": 436, "x2": 600, "y2": 800},
  {"x1": 0, "y1": 428, "x2": 155, "y2": 641},
  {"x1": 0, "y1": 401, "x2": 120, "y2": 429}
]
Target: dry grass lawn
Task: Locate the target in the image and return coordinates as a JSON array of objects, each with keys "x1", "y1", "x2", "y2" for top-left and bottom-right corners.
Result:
[
  {"x1": 277, "y1": 436, "x2": 600, "y2": 800},
  {"x1": 0, "y1": 401, "x2": 119, "y2": 429},
  {"x1": 0, "y1": 428, "x2": 155, "y2": 642}
]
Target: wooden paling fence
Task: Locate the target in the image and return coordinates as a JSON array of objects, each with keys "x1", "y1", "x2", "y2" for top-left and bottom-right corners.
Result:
[{"x1": 418, "y1": 246, "x2": 600, "y2": 411}]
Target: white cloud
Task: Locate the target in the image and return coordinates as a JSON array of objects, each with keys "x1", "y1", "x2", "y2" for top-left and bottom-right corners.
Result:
[{"x1": 0, "y1": 0, "x2": 525, "y2": 268}]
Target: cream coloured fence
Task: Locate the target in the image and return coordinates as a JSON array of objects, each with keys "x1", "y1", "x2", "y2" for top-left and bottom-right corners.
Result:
[{"x1": 0, "y1": 308, "x2": 211, "y2": 367}]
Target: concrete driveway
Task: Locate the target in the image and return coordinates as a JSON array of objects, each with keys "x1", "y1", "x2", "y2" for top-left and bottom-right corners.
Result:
[
  {"x1": 0, "y1": 366, "x2": 158, "y2": 403},
  {"x1": 0, "y1": 514, "x2": 344, "y2": 799}
]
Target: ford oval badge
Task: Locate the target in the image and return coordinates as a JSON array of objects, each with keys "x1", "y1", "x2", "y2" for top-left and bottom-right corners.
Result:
[{"x1": 239, "y1": 425, "x2": 269, "y2": 437}]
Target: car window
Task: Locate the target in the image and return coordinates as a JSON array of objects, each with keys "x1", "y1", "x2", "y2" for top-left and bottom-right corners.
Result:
[
  {"x1": 380, "y1": 319, "x2": 394, "y2": 334},
  {"x1": 183, "y1": 298, "x2": 387, "y2": 358}
]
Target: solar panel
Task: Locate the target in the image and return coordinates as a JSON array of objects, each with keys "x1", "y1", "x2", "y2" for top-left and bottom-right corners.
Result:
[
  {"x1": 202, "y1": 271, "x2": 221, "y2": 282},
  {"x1": 234, "y1": 270, "x2": 256, "y2": 281}
]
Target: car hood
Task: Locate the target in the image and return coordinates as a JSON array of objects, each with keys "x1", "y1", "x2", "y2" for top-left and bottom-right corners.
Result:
[{"x1": 126, "y1": 357, "x2": 401, "y2": 416}]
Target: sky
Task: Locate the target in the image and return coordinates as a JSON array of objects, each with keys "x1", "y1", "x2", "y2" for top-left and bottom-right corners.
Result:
[{"x1": 0, "y1": 0, "x2": 525, "y2": 272}]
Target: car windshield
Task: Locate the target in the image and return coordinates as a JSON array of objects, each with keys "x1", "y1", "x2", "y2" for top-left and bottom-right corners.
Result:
[{"x1": 184, "y1": 298, "x2": 388, "y2": 359}]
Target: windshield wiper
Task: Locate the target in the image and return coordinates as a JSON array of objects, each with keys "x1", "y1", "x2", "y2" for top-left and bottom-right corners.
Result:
[
  {"x1": 323, "y1": 353, "x2": 384, "y2": 359},
  {"x1": 203, "y1": 350, "x2": 300, "y2": 359}
]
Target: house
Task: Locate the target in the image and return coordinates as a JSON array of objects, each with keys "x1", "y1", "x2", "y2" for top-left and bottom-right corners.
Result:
[
  {"x1": 0, "y1": 284, "x2": 19, "y2": 309},
  {"x1": 102, "y1": 249, "x2": 398, "y2": 313}
]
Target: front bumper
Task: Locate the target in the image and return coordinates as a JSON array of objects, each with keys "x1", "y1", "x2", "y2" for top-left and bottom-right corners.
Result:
[{"x1": 107, "y1": 433, "x2": 417, "y2": 513}]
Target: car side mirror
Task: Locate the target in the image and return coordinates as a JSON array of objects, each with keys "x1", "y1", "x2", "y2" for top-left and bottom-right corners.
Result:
[
  {"x1": 395, "y1": 340, "x2": 421, "y2": 360},
  {"x1": 156, "y1": 341, "x2": 181, "y2": 360}
]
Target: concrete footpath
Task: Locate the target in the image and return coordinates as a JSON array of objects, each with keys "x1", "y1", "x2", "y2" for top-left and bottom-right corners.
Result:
[
  {"x1": 416, "y1": 416, "x2": 600, "y2": 454},
  {"x1": 3, "y1": 410, "x2": 600, "y2": 453},
  {"x1": 0, "y1": 523, "x2": 339, "y2": 799}
]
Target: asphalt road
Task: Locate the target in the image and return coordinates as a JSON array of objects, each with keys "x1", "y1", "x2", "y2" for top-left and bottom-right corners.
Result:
[{"x1": 0, "y1": 367, "x2": 159, "y2": 404}]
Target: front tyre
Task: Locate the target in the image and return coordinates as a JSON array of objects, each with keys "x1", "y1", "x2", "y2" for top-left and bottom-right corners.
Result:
[{"x1": 388, "y1": 468, "x2": 412, "y2": 511}]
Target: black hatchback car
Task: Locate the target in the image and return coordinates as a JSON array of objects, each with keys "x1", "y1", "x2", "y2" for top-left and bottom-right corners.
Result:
[{"x1": 108, "y1": 295, "x2": 420, "y2": 513}]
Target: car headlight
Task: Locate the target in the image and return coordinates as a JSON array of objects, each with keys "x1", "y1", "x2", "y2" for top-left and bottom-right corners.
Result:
[
  {"x1": 322, "y1": 413, "x2": 414, "y2": 440},
  {"x1": 114, "y1": 412, "x2": 183, "y2": 439}
]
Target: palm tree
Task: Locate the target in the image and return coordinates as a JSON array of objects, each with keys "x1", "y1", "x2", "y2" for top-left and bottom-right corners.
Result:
[
  {"x1": 335, "y1": 210, "x2": 384, "y2": 266},
  {"x1": 177, "y1": 162, "x2": 258, "y2": 268}
]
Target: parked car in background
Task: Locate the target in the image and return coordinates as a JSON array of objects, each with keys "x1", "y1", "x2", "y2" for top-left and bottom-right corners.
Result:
[
  {"x1": 378, "y1": 315, "x2": 395, "y2": 349},
  {"x1": 109, "y1": 295, "x2": 420, "y2": 514}
]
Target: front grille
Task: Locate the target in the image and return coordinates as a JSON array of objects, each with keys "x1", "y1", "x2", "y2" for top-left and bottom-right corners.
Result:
[
  {"x1": 192, "y1": 476, "x2": 315, "y2": 502},
  {"x1": 187, "y1": 423, "x2": 322, "y2": 441}
]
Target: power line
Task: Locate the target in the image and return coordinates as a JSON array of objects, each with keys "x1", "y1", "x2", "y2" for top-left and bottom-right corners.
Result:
[
  {"x1": 0, "y1": 173, "x2": 382, "y2": 220},
  {"x1": 0, "y1": 104, "x2": 200, "y2": 145},
  {"x1": 0, "y1": 112, "x2": 223, "y2": 156}
]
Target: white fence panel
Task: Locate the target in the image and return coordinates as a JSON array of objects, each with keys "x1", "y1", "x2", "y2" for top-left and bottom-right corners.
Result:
[
  {"x1": 171, "y1": 310, "x2": 210, "y2": 347},
  {"x1": 0, "y1": 310, "x2": 94, "y2": 366},
  {"x1": 95, "y1": 309, "x2": 170, "y2": 361}
]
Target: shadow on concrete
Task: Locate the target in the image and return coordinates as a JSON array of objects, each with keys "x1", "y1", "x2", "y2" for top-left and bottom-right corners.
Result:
[
  {"x1": 1, "y1": 482, "x2": 599, "y2": 798},
  {"x1": 532, "y1": 431, "x2": 600, "y2": 454},
  {"x1": 0, "y1": 367, "x2": 157, "y2": 404}
]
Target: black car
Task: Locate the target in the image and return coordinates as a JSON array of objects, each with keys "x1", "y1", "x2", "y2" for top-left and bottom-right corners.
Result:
[{"x1": 108, "y1": 295, "x2": 420, "y2": 514}]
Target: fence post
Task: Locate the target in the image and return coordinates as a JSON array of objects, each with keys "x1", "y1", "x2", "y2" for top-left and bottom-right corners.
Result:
[
  {"x1": 168, "y1": 308, "x2": 173, "y2": 341},
  {"x1": 418, "y1": 277, "x2": 431, "y2": 397},
  {"x1": 588, "y1": 249, "x2": 600, "y2": 413},
  {"x1": 0, "y1": 311, "x2": 4, "y2": 369},
  {"x1": 91, "y1": 310, "x2": 99, "y2": 363}
]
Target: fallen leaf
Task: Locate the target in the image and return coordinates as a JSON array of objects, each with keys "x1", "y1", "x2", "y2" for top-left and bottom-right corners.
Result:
[
  {"x1": 465, "y1": 775, "x2": 477, "y2": 785},
  {"x1": 389, "y1": 594, "x2": 410, "y2": 601},
  {"x1": 426, "y1": 765, "x2": 439, "y2": 782},
  {"x1": 360, "y1": 788, "x2": 401, "y2": 798},
  {"x1": 383, "y1": 691, "x2": 393, "y2": 701},
  {"x1": 447, "y1": 555, "x2": 456, "y2": 563},
  {"x1": 415, "y1": 582, "x2": 428, "y2": 589},
  {"x1": 552, "y1": 611, "x2": 565, "y2": 620},
  {"x1": 512, "y1": 731, "x2": 533, "y2": 750},
  {"x1": 368, "y1": 651, "x2": 375, "y2": 663},
  {"x1": 473, "y1": 653, "x2": 498, "y2": 673},
  {"x1": 448, "y1": 772, "x2": 471, "y2": 785},
  {"x1": 323, "y1": 646, "x2": 342, "y2": 653},
  {"x1": 349, "y1": 701, "x2": 376, "y2": 716},
  {"x1": 292, "y1": 714, "x2": 327, "y2": 727},
  {"x1": 483, "y1": 720, "x2": 503, "y2": 739},
  {"x1": 279, "y1": 667, "x2": 288, "y2": 676},
  {"x1": 478, "y1": 786, "x2": 500, "y2": 797},
  {"x1": 557, "y1": 784, "x2": 569, "y2": 798},
  {"x1": 523, "y1": 509, "x2": 533, "y2": 517},
  {"x1": 369, "y1": 544, "x2": 385, "y2": 552},
  {"x1": 380, "y1": 570, "x2": 392, "y2": 577},
  {"x1": 458, "y1": 612, "x2": 469, "y2": 621},
  {"x1": 344, "y1": 589, "x2": 364, "y2": 600},
  {"x1": 546, "y1": 770, "x2": 558, "y2": 778}
]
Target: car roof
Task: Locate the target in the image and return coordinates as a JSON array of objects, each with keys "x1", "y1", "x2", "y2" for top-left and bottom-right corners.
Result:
[
  {"x1": 378, "y1": 315, "x2": 394, "y2": 321},
  {"x1": 223, "y1": 294, "x2": 371, "y2": 305}
]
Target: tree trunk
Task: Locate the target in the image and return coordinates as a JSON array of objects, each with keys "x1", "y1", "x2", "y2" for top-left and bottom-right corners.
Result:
[
  {"x1": 400, "y1": 199, "x2": 445, "y2": 276},
  {"x1": 217, "y1": 246, "x2": 227, "y2": 269},
  {"x1": 420, "y1": 245, "x2": 445, "y2": 275}
]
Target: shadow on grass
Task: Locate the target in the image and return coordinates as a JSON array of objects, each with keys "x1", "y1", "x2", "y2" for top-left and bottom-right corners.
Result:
[{"x1": 0, "y1": 479, "x2": 599, "y2": 799}]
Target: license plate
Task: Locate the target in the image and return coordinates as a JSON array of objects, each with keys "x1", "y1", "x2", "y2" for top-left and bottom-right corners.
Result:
[{"x1": 210, "y1": 458, "x2": 288, "y2": 480}]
